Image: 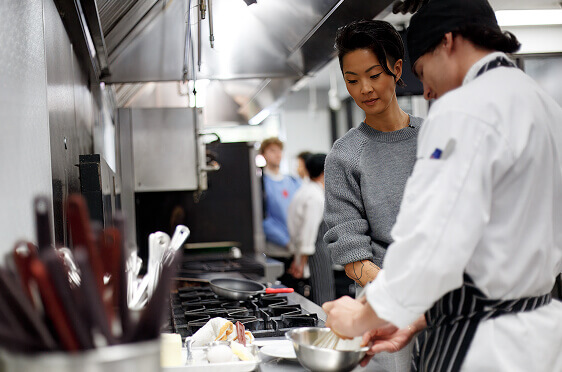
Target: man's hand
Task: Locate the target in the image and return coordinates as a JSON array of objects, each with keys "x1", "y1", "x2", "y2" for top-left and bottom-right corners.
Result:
[
  {"x1": 322, "y1": 296, "x2": 386, "y2": 339},
  {"x1": 344, "y1": 260, "x2": 380, "y2": 287},
  {"x1": 358, "y1": 315, "x2": 427, "y2": 367}
]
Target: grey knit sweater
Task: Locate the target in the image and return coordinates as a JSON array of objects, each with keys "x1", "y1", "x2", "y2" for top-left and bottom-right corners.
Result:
[{"x1": 324, "y1": 115, "x2": 423, "y2": 268}]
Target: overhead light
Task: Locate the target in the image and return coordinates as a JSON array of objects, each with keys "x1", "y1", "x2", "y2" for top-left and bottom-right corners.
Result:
[
  {"x1": 291, "y1": 76, "x2": 310, "y2": 92},
  {"x1": 242, "y1": 0, "x2": 257, "y2": 5},
  {"x1": 249, "y1": 108, "x2": 270, "y2": 125},
  {"x1": 495, "y1": 9, "x2": 562, "y2": 27}
]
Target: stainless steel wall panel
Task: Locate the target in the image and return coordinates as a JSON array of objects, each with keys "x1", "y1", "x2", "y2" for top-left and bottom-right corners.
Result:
[
  {"x1": 130, "y1": 108, "x2": 198, "y2": 191},
  {"x1": 44, "y1": 0, "x2": 88, "y2": 246},
  {"x1": 0, "y1": 0, "x2": 53, "y2": 257},
  {"x1": 116, "y1": 108, "x2": 138, "y2": 252}
]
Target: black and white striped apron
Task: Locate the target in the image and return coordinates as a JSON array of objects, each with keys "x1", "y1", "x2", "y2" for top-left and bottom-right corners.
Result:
[
  {"x1": 411, "y1": 56, "x2": 553, "y2": 372},
  {"x1": 411, "y1": 274, "x2": 551, "y2": 372}
]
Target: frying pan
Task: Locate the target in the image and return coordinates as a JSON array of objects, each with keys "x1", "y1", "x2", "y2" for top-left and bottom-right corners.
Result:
[{"x1": 209, "y1": 278, "x2": 294, "y2": 300}]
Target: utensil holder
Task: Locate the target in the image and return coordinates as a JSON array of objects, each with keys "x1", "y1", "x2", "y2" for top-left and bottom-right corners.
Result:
[{"x1": 0, "y1": 340, "x2": 160, "y2": 372}]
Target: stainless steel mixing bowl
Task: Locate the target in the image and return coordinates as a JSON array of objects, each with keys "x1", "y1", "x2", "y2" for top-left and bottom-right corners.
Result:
[{"x1": 285, "y1": 327, "x2": 369, "y2": 372}]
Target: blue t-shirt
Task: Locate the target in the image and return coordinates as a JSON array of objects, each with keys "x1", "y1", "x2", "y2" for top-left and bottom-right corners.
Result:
[{"x1": 262, "y1": 173, "x2": 301, "y2": 247}]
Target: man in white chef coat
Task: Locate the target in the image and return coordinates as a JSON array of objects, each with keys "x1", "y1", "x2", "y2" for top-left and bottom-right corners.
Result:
[{"x1": 322, "y1": 0, "x2": 562, "y2": 371}]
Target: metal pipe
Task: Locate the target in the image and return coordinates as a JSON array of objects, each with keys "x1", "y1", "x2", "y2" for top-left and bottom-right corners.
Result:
[
  {"x1": 199, "y1": 0, "x2": 206, "y2": 19},
  {"x1": 183, "y1": 0, "x2": 193, "y2": 82},
  {"x1": 197, "y1": 2, "x2": 202, "y2": 71},
  {"x1": 208, "y1": 0, "x2": 214, "y2": 48}
]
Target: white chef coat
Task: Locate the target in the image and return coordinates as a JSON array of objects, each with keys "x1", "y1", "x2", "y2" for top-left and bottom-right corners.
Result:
[
  {"x1": 366, "y1": 52, "x2": 562, "y2": 371},
  {"x1": 287, "y1": 180, "x2": 325, "y2": 278}
]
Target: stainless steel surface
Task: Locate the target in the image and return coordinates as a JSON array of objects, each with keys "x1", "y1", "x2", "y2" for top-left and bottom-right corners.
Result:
[
  {"x1": 102, "y1": 0, "x2": 160, "y2": 57},
  {"x1": 104, "y1": 0, "x2": 186, "y2": 83},
  {"x1": 0, "y1": 339, "x2": 160, "y2": 372},
  {"x1": 102, "y1": 0, "x2": 394, "y2": 81},
  {"x1": 286, "y1": 328, "x2": 368, "y2": 372},
  {"x1": 81, "y1": 0, "x2": 110, "y2": 77},
  {"x1": 115, "y1": 108, "x2": 138, "y2": 253},
  {"x1": 254, "y1": 255, "x2": 284, "y2": 285},
  {"x1": 0, "y1": 0, "x2": 53, "y2": 256},
  {"x1": 45, "y1": 0, "x2": 98, "y2": 246},
  {"x1": 129, "y1": 107, "x2": 198, "y2": 191}
]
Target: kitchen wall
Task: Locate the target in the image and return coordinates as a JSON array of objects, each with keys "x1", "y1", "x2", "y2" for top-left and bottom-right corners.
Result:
[
  {"x1": 0, "y1": 0, "x2": 53, "y2": 256},
  {"x1": 279, "y1": 88, "x2": 337, "y2": 176},
  {"x1": 0, "y1": 0, "x2": 111, "y2": 257}
]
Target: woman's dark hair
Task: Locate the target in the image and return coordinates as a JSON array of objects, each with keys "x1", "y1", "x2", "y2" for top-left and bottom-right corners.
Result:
[
  {"x1": 335, "y1": 20, "x2": 405, "y2": 87},
  {"x1": 297, "y1": 151, "x2": 312, "y2": 162},
  {"x1": 422, "y1": 24, "x2": 521, "y2": 60},
  {"x1": 305, "y1": 153, "x2": 327, "y2": 180}
]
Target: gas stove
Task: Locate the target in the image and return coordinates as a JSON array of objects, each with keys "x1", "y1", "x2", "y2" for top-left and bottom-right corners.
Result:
[
  {"x1": 170, "y1": 285, "x2": 325, "y2": 341},
  {"x1": 178, "y1": 256, "x2": 265, "y2": 277}
]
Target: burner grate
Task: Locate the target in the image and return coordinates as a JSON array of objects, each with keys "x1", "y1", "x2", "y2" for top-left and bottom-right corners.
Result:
[{"x1": 169, "y1": 285, "x2": 323, "y2": 341}]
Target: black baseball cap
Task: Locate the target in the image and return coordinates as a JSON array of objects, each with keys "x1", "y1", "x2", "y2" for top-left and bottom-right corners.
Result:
[{"x1": 407, "y1": 0, "x2": 501, "y2": 67}]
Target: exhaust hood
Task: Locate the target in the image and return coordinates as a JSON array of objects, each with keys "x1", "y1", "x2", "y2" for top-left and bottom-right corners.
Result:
[{"x1": 91, "y1": 0, "x2": 394, "y2": 125}]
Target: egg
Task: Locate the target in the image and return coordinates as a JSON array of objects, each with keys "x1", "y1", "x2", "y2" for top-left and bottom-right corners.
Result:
[
  {"x1": 230, "y1": 342, "x2": 256, "y2": 361},
  {"x1": 206, "y1": 344, "x2": 234, "y2": 363}
]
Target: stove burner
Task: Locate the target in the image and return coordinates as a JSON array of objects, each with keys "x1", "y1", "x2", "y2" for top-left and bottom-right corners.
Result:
[{"x1": 170, "y1": 285, "x2": 323, "y2": 340}]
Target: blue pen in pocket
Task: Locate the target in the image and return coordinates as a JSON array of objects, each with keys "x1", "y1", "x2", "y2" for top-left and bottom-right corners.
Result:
[{"x1": 430, "y1": 148, "x2": 442, "y2": 159}]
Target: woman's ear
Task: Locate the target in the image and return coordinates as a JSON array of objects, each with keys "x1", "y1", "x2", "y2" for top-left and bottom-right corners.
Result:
[{"x1": 393, "y1": 59, "x2": 403, "y2": 82}]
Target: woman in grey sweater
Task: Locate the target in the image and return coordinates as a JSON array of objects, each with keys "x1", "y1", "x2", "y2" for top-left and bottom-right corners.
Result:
[{"x1": 323, "y1": 20, "x2": 423, "y2": 371}]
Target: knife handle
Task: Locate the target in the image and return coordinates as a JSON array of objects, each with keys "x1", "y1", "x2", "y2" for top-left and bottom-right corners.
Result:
[
  {"x1": 99, "y1": 228, "x2": 120, "y2": 325},
  {"x1": 41, "y1": 249, "x2": 94, "y2": 350},
  {"x1": 66, "y1": 195, "x2": 105, "y2": 296},
  {"x1": 74, "y1": 249, "x2": 116, "y2": 345},
  {"x1": 34, "y1": 196, "x2": 53, "y2": 251},
  {"x1": 113, "y1": 211, "x2": 131, "y2": 338},
  {"x1": 29, "y1": 259, "x2": 80, "y2": 352},
  {"x1": 13, "y1": 241, "x2": 38, "y2": 305}
]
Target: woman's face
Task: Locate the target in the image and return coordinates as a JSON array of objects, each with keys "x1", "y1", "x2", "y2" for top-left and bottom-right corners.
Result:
[
  {"x1": 342, "y1": 48, "x2": 402, "y2": 117},
  {"x1": 297, "y1": 158, "x2": 308, "y2": 179}
]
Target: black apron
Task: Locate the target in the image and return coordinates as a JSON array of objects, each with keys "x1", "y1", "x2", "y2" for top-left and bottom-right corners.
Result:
[{"x1": 411, "y1": 56, "x2": 553, "y2": 372}]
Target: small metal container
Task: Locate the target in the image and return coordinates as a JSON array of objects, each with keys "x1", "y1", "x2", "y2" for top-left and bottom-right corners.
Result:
[
  {"x1": 0, "y1": 340, "x2": 160, "y2": 372},
  {"x1": 286, "y1": 327, "x2": 369, "y2": 372}
]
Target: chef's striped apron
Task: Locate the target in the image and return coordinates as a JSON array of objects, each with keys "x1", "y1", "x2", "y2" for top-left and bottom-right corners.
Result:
[
  {"x1": 411, "y1": 56, "x2": 553, "y2": 372},
  {"x1": 411, "y1": 274, "x2": 551, "y2": 372}
]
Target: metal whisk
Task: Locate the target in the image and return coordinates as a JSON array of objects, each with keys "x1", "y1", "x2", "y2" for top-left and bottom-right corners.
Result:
[
  {"x1": 312, "y1": 330, "x2": 341, "y2": 349},
  {"x1": 315, "y1": 287, "x2": 366, "y2": 349}
]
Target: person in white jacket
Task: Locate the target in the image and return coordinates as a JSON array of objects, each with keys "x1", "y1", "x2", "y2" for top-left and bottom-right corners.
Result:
[
  {"x1": 322, "y1": 0, "x2": 562, "y2": 371},
  {"x1": 287, "y1": 154, "x2": 327, "y2": 280}
]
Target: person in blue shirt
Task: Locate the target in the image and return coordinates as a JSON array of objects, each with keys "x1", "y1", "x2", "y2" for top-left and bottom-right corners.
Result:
[
  {"x1": 260, "y1": 137, "x2": 301, "y2": 254},
  {"x1": 259, "y1": 138, "x2": 303, "y2": 289}
]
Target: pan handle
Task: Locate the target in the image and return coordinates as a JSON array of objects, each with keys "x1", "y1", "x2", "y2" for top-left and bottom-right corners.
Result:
[{"x1": 265, "y1": 288, "x2": 294, "y2": 294}]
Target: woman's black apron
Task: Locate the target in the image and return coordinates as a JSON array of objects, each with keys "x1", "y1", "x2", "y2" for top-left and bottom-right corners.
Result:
[{"x1": 411, "y1": 56, "x2": 552, "y2": 372}]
